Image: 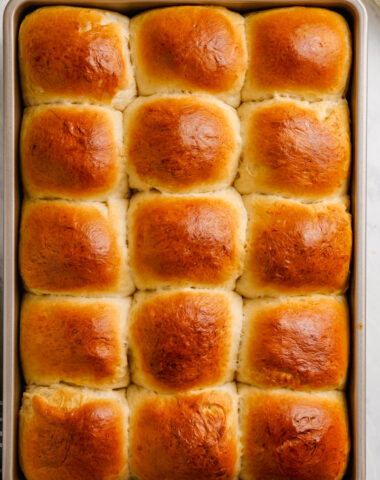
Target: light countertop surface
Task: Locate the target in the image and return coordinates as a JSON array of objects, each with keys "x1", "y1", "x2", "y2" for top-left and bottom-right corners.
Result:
[
  {"x1": 364, "y1": 0, "x2": 380, "y2": 478},
  {"x1": 1, "y1": 0, "x2": 380, "y2": 477}
]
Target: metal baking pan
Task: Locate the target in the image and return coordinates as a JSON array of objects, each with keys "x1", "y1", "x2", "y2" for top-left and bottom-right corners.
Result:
[{"x1": 2, "y1": 0, "x2": 367, "y2": 478}]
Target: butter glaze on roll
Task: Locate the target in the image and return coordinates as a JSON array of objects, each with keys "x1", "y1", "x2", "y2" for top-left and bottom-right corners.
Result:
[
  {"x1": 17, "y1": 6, "x2": 354, "y2": 479},
  {"x1": 124, "y1": 94, "x2": 241, "y2": 193},
  {"x1": 20, "y1": 295, "x2": 130, "y2": 389},
  {"x1": 242, "y1": 7, "x2": 351, "y2": 101},
  {"x1": 21, "y1": 104, "x2": 126, "y2": 200},
  {"x1": 129, "y1": 289, "x2": 242, "y2": 393},
  {"x1": 238, "y1": 296, "x2": 349, "y2": 390},
  {"x1": 239, "y1": 387, "x2": 350, "y2": 480},
  {"x1": 19, "y1": 6, "x2": 136, "y2": 109},
  {"x1": 19, "y1": 385, "x2": 129, "y2": 480},
  {"x1": 128, "y1": 190, "x2": 247, "y2": 290},
  {"x1": 237, "y1": 195, "x2": 352, "y2": 298},
  {"x1": 128, "y1": 384, "x2": 239, "y2": 480},
  {"x1": 130, "y1": 6, "x2": 247, "y2": 106},
  {"x1": 19, "y1": 199, "x2": 134, "y2": 296},
  {"x1": 236, "y1": 98, "x2": 351, "y2": 200}
]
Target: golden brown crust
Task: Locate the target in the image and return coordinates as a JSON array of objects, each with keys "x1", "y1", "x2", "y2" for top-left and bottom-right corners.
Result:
[
  {"x1": 19, "y1": 387, "x2": 128, "y2": 480},
  {"x1": 238, "y1": 296, "x2": 349, "y2": 390},
  {"x1": 128, "y1": 386, "x2": 239, "y2": 480},
  {"x1": 131, "y1": 199, "x2": 234, "y2": 284},
  {"x1": 128, "y1": 191, "x2": 246, "y2": 289},
  {"x1": 19, "y1": 6, "x2": 133, "y2": 107},
  {"x1": 237, "y1": 196, "x2": 352, "y2": 297},
  {"x1": 129, "y1": 290, "x2": 241, "y2": 392},
  {"x1": 21, "y1": 105, "x2": 123, "y2": 200},
  {"x1": 243, "y1": 7, "x2": 351, "y2": 100},
  {"x1": 19, "y1": 200, "x2": 130, "y2": 295},
  {"x1": 125, "y1": 96, "x2": 240, "y2": 192},
  {"x1": 240, "y1": 388, "x2": 350, "y2": 480},
  {"x1": 131, "y1": 7, "x2": 247, "y2": 101},
  {"x1": 236, "y1": 100, "x2": 351, "y2": 199},
  {"x1": 20, "y1": 296, "x2": 129, "y2": 388}
]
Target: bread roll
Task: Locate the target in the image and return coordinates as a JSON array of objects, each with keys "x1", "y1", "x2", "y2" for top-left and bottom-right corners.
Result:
[
  {"x1": 21, "y1": 104, "x2": 126, "y2": 200},
  {"x1": 19, "y1": 6, "x2": 135, "y2": 109},
  {"x1": 236, "y1": 98, "x2": 351, "y2": 200},
  {"x1": 130, "y1": 6, "x2": 247, "y2": 106},
  {"x1": 239, "y1": 386, "x2": 350, "y2": 480},
  {"x1": 128, "y1": 384, "x2": 239, "y2": 480},
  {"x1": 19, "y1": 385, "x2": 129, "y2": 480},
  {"x1": 124, "y1": 94, "x2": 241, "y2": 193},
  {"x1": 242, "y1": 7, "x2": 351, "y2": 101},
  {"x1": 238, "y1": 296, "x2": 349, "y2": 390},
  {"x1": 128, "y1": 190, "x2": 246, "y2": 290},
  {"x1": 129, "y1": 289, "x2": 242, "y2": 393},
  {"x1": 237, "y1": 195, "x2": 352, "y2": 297},
  {"x1": 19, "y1": 199, "x2": 134, "y2": 296},
  {"x1": 20, "y1": 295, "x2": 130, "y2": 389}
]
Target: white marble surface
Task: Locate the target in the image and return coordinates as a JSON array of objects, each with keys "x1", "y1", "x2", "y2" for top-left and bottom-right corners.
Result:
[
  {"x1": 364, "y1": 1, "x2": 380, "y2": 478},
  {"x1": 1, "y1": 0, "x2": 380, "y2": 477}
]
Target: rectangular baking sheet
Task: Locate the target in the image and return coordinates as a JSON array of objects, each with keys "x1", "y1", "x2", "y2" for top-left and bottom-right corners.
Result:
[{"x1": 2, "y1": 0, "x2": 367, "y2": 478}]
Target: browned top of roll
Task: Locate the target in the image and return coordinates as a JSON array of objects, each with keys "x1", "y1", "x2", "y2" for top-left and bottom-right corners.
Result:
[
  {"x1": 242, "y1": 197, "x2": 352, "y2": 295},
  {"x1": 241, "y1": 297, "x2": 349, "y2": 390},
  {"x1": 19, "y1": 6, "x2": 130, "y2": 103},
  {"x1": 132, "y1": 6, "x2": 246, "y2": 93},
  {"x1": 19, "y1": 201, "x2": 123, "y2": 294},
  {"x1": 244, "y1": 7, "x2": 351, "y2": 98},
  {"x1": 129, "y1": 290, "x2": 235, "y2": 391},
  {"x1": 20, "y1": 391, "x2": 127, "y2": 480},
  {"x1": 21, "y1": 106, "x2": 121, "y2": 199},
  {"x1": 20, "y1": 296, "x2": 127, "y2": 387},
  {"x1": 241, "y1": 389, "x2": 349, "y2": 480},
  {"x1": 126, "y1": 96, "x2": 238, "y2": 192},
  {"x1": 129, "y1": 388, "x2": 238, "y2": 480},
  {"x1": 237, "y1": 100, "x2": 350, "y2": 199},
  {"x1": 129, "y1": 192, "x2": 244, "y2": 288}
]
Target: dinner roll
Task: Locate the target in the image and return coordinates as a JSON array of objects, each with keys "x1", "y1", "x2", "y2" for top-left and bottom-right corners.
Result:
[
  {"x1": 128, "y1": 384, "x2": 239, "y2": 480},
  {"x1": 130, "y1": 6, "x2": 247, "y2": 106},
  {"x1": 238, "y1": 296, "x2": 349, "y2": 390},
  {"x1": 242, "y1": 7, "x2": 351, "y2": 101},
  {"x1": 19, "y1": 6, "x2": 135, "y2": 109},
  {"x1": 124, "y1": 94, "x2": 241, "y2": 193},
  {"x1": 21, "y1": 104, "x2": 126, "y2": 200},
  {"x1": 236, "y1": 98, "x2": 351, "y2": 200},
  {"x1": 128, "y1": 190, "x2": 246, "y2": 290},
  {"x1": 237, "y1": 195, "x2": 352, "y2": 298},
  {"x1": 19, "y1": 385, "x2": 128, "y2": 480},
  {"x1": 129, "y1": 289, "x2": 242, "y2": 393},
  {"x1": 20, "y1": 295, "x2": 130, "y2": 389},
  {"x1": 239, "y1": 386, "x2": 350, "y2": 480},
  {"x1": 19, "y1": 199, "x2": 134, "y2": 296}
]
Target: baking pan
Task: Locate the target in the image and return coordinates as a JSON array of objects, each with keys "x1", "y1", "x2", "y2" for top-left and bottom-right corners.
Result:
[{"x1": 2, "y1": 0, "x2": 367, "y2": 478}]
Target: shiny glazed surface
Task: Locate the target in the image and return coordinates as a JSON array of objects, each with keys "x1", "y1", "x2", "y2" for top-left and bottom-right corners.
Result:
[
  {"x1": 19, "y1": 6, "x2": 130, "y2": 103},
  {"x1": 241, "y1": 390, "x2": 350, "y2": 480},
  {"x1": 20, "y1": 394, "x2": 127, "y2": 480},
  {"x1": 244, "y1": 7, "x2": 351, "y2": 98},
  {"x1": 20, "y1": 297, "x2": 125, "y2": 386},
  {"x1": 133, "y1": 6, "x2": 246, "y2": 93},
  {"x1": 130, "y1": 195, "x2": 242, "y2": 287},
  {"x1": 19, "y1": 202, "x2": 122, "y2": 293},
  {"x1": 126, "y1": 96, "x2": 237, "y2": 191},
  {"x1": 240, "y1": 297, "x2": 349, "y2": 389},
  {"x1": 129, "y1": 291, "x2": 234, "y2": 391},
  {"x1": 21, "y1": 105, "x2": 120, "y2": 198},
  {"x1": 236, "y1": 100, "x2": 350, "y2": 198},
  {"x1": 129, "y1": 389, "x2": 238, "y2": 480},
  {"x1": 242, "y1": 197, "x2": 352, "y2": 295}
]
